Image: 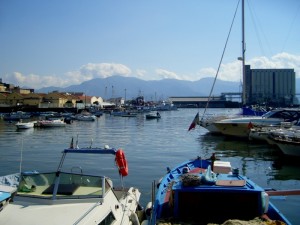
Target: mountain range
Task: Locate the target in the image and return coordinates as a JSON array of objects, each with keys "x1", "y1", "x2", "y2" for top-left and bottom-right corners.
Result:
[{"x1": 37, "y1": 76, "x2": 300, "y2": 101}]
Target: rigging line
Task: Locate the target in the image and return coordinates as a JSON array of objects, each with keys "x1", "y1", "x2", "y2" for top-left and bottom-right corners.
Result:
[
  {"x1": 247, "y1": 0, "x2": 268, "y2": 56},
  {"x1": 201, "y1": 0, "x2": 240, "y2": 121},
  {"x1": 19, "y1": 137, "x2": 24, "y2": 174},
  {"x1": 281, "y1": 2, "x2": 300, "y2": 52}
]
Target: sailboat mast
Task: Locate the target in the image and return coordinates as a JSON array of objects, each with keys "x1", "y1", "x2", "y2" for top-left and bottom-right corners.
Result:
[{"x1": 242, "y1": 0, "x2": 246, "y2": 105}]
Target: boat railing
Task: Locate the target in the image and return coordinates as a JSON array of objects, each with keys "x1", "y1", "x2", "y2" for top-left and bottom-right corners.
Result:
[{"x1": 16, "y1": 172, "x2": 112, "y2": 202}]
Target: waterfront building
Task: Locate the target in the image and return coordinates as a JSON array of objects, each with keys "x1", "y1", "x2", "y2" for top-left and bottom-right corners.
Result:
[{"x1": 244, "y1": 65, "x2": 296, "y2": 106}]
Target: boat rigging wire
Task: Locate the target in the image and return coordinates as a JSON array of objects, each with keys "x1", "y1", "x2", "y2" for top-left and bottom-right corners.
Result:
[
  {"x1": 201, "y1": 0, "x2": 241, "y2": 121},
  {"x1": 281, "y1": 2, "x2": 300, "y2": 52}
]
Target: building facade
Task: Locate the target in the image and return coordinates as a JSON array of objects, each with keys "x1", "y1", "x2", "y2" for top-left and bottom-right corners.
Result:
[{"x1": 244, "y1": 65, "x2": 296, "y2": 106}]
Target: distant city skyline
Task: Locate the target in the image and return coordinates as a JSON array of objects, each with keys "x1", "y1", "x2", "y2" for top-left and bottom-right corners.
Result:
[{"x1": 1, "y1": 0, "x2": 300, "y2": 89}]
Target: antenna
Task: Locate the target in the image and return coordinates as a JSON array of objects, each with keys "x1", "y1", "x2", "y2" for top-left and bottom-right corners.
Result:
[
  {"x1": 90, "y1": 138, "x2": 93, "y2": 148},
  {"x1": 19, "y1": 137, "x2": 24, "y2": 174},
  {"x1": 76, "y1": 134, "x2": 79, "y2": 149}
]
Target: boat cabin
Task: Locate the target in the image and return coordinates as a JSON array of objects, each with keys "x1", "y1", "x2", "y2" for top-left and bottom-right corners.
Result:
[{"x1": 17, "y1": 171, "x2": 113, "y2": 203}]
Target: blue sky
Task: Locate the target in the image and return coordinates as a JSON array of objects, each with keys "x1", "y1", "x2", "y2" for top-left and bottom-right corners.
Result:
[{"x1": 1, "y1": 0, "x2": 300, "y2": 89}]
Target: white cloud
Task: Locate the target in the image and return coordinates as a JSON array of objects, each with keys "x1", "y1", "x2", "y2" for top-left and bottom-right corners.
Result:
[
  {"x1": 3, "y1": 63, "x2": 132, "y2": 89},
  {"x1": 135, "y1": 69, "x2": 147, "y2": 78},
  {"x1": 3, "y1": 72, "x2": 68, "y2": 89},
  {"x1": 249, "y1": 53, "x2": 300, "y2": 78},
  {"x1": 155, "y1": 69, "x2": 181, "y2": 80},
  {"x1": 2, "y1": 53, "x2": 300, "y2": 89},
  {"x1": 79, "y1": 63, "x2": 132, "y2": 78},
  {"x1": 213, "y1": 52, "x2": 300, "y2": 82}
]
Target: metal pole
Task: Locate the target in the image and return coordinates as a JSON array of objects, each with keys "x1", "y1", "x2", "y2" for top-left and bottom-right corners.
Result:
[{"x1": 242, "y1": 0, "x2": 246, "y2": 105}]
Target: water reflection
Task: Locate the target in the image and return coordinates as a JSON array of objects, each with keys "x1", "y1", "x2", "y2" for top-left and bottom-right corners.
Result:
[
  {"x1": 270, "y1": 159, "x2": 300, "y2": 181},
  {"x1": 198, "y1": 132, "x2": 300, "y2": 182}
]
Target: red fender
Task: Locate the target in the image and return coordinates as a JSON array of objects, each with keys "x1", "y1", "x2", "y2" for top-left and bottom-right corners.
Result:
[{"x1": 115, "y1": 149, "x2": 129, "y2": 176}]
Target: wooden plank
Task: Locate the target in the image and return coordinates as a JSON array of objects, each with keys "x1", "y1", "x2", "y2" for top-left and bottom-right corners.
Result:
[
  {"x1": 216, "y1": 180, "x2": 246, "y2": 187},
  {"x1": 266, "y1": 189, "x2": 300, "y2": 196}
]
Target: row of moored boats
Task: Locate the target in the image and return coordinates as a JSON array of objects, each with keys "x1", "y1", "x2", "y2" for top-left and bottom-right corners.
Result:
[{"x1": 199, "y1": 107, "x2": 300, "y2": 157}]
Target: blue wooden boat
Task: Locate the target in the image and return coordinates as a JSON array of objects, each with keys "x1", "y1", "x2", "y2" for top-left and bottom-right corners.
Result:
[{"x1": 145, "y1": 155, "x2": 292, "y2": 225}]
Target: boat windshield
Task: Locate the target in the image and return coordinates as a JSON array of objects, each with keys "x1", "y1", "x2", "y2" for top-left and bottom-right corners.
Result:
[
  {"x1": 17, "y1": 172, "x2": 111, "y2": 199},
  {"x1": 263, "y1": 109, "x2": 300, "y2": 121},
  {"x1": 262, "y1": 111, "x2": 277, "y2": 118}
]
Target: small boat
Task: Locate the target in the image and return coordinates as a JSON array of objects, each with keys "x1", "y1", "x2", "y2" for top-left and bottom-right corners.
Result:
[
  {"x1": 37, "y1": 119, "x2": 66, "y2": 127},
  {"x1": 145, "y1": 154, "x2": 292, "y2": 225},
  {"x1": 3, "y1": 111, "x2": 31, "y2": 121},
  {"x1": 145, "y1": 112, "x2": 161, "y2": 119},
  {"x1": 0, "y1": 143, "x2": 143, "y2": 225},
  {"x1": 74, "y1": 111, "x2": 97, "y2": 121},
  {"x1": 15, "y1": 121, "x2": 36, "y2": 129},
  {"x1": 111, "y1": 111, "x2": 126, "y2": 116},
  {"x1": 121, "y1": 112, "x2": 138, "y2": 117},
  {"x1": 75, "y1": 114, "x2": 97, "y2": 121}
]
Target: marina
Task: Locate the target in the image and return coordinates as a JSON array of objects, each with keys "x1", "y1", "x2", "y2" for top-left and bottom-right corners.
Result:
[{"x1": 0, "y1": 108, "x2": 300, "y2": 224}]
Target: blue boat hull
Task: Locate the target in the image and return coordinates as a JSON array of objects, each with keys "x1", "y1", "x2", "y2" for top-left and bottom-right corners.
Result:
[{"x1": 149, "y1": 157, "x2": 291, "y2": 225}]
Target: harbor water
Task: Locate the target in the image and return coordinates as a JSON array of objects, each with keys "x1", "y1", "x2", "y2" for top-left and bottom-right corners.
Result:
[{"x1": 0, "y1": 108, "x2": 299, "y2": 224}]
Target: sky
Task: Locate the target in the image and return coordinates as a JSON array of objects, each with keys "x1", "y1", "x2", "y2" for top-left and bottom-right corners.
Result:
[{"x1": 1, "y1": 0, "x2": 300, "y2": 89}]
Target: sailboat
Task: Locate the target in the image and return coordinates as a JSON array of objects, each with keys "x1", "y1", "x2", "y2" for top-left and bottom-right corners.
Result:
[
  {"x1": 195, "y1": 0, "x2": 266, "y2": 134},
  {"x1": 190, "y1": 0, "x2": 244, "y2": 133}
]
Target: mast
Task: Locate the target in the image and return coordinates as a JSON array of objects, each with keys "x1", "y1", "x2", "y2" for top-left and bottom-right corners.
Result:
[{"x1": 242, "y1": 0, "x2": 246, "y2": 105}]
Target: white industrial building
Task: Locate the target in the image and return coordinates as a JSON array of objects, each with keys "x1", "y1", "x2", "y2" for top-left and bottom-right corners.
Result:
[{"x1": 244, "y1": 65, "x2": 296, "y2": 106}]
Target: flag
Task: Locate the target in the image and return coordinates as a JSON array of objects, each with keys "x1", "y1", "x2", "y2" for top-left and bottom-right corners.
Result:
[
  {"x1": 247, "y1": 121, "x2": 254, "y2": 129},
  {"x1": 188, "y1": 112, "x2": 200, "y2": 131}
]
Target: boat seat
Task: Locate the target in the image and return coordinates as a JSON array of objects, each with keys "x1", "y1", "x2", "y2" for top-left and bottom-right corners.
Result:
[{"x1": 42, "y1": 184, "x2": 79, "y2": 195}]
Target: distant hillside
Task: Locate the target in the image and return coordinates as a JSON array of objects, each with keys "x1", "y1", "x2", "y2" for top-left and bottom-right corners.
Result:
[
  {"x1": 37, "y1": 76, "x2": 242, "y2": 100},
  {"x1": 37, "y1": 76, "x2": 300, "y2": 101}
]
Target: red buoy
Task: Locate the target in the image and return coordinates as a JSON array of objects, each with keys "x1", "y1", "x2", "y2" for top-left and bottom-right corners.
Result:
[{"x1": 115, "y1": 149, "x2": 129, "y2": 176}]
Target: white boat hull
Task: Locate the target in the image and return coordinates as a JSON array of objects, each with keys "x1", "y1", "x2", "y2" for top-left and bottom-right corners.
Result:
[
  {"x1": 15, "y1": 122, "x2": 35, "y2": 129},
  {"x1": 38, "y1": 120, "x2": 66, "y2": 127},
  {"x1": 0, "y1": 187, "x2": 141, "y2": 225},
  {"x1": 276, "y1": 141, "x2": 300, "y2": 157},
  {"x1": 0, "y1": 147, "x2": 143, "y2": 225},
  {"x1": 199, "y1": 115, "x2": 228, "y2": 133},
  {"x1": 214, "y1": 117, "x2": 283, "y2": 138}
]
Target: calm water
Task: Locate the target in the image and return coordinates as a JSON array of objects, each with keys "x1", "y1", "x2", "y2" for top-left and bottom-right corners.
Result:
[{"x1": 0, "y1": 108, "x2": 300, "y2": 224}]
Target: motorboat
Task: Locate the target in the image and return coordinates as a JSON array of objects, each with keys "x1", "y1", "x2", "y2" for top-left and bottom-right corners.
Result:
[
  {"x1": 267, "y1": 129, "x2": 300, "y2": 157},
  {"x1": 37, "y1": 119, "x2": 66, "y2": 127},
  {"x1": 274, "y1": 138, "x2": 300, "y2": 157},
  {"x1": 75, "y1": 114, "x2": 97, "y2": 121},
  {"x1": 212, "y1": 108, "x2": 300, "y2": 138},
  {"x1": 145, "y1": 154, "x2": 292, "y2": 225},
  {"x1": 248, "y1": 122, "x2": 294, "y2": 143},
  {"x1": 0, "y1": 143, "x2": 143, "y2": 225},
  {"x1": 145, "y1": 112, "x2": 161, "y2": 119},
  {"x1": 199, "y1": 115, "x2": 228, "y2": 134},
  {"x1": 15, "y1": 121, "x2": 36, "y2": 129},
  {"x1": 74, "y1": 111, "x2": 97, "y2": 121}
]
